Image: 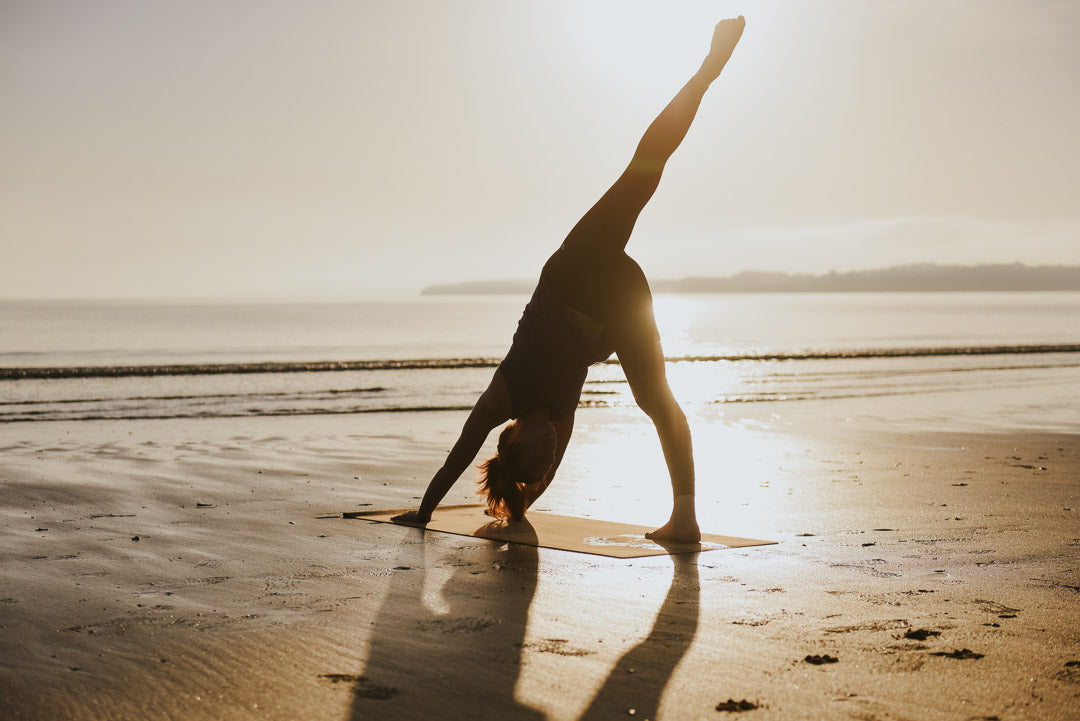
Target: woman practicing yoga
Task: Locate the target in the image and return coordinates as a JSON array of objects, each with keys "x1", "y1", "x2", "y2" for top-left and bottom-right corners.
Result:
[{"x1": 394, "y1": 16, "x2": 746, "y2": 543}]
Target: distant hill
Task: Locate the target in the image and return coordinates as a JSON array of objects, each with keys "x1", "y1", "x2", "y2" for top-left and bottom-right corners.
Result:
[{"x1": 421, "y1": 263, "x2": 1080, "y2": 295}]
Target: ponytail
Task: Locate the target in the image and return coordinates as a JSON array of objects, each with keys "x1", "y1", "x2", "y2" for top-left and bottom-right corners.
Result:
[{"x1": 477, "y1": 425, "x2": 527, "y2": 520}]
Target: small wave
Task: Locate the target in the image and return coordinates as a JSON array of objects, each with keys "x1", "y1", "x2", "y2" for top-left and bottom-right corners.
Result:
[
  {"x1": 0, "y1": 405, "x2": 474, "y2": 424},
  {"x1": 0, "y1": 387, "x2": 388, "y2": 407},
  {"x1": 667, "y1": 344, "x2": 1080, "y2": 363},
  {"x1": 2, "y1": 344, "x2": 1078, "y2": 380},
  {"x1": 0, "y1": 358, "x2": 503, "y2": 380}
]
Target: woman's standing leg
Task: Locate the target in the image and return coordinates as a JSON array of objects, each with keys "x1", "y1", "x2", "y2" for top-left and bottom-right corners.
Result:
[{"x1": 607, "y1": 258, "x2": 699, "y2": 542}]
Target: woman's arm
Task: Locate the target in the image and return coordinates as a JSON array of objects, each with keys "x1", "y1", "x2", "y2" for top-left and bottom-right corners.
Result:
[{"x1": 393, "y1": 371, "x2": 512, "y2": 523}]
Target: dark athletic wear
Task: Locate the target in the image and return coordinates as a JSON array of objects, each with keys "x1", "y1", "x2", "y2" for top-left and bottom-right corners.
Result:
[
  {"x1": 499, "y1": 245, "x2": 655, "y2": 420},
  {"x1": 498, "y1": 268, "x2": 612, "y2": 420}
]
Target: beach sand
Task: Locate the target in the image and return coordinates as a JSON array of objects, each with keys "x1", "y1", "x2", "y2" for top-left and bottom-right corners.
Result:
[{"x1": 1, "y1": 405, "x2": 1078, "y2": 720}]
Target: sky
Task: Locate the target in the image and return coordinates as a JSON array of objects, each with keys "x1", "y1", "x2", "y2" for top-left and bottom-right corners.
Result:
[{"x1": 1, "y1": 0, "x2": 1078, "y2": 299}]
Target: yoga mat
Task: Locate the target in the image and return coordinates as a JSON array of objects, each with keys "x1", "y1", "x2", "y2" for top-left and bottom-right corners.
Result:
[{"x1": 344, "y1": 504, "x2": 776, "y2": 558}]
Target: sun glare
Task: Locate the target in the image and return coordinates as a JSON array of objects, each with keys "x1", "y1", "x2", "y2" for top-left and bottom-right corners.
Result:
[
  {"x1": 652, "y1": 296, "x2": 698, "y2": 356},
  {"x1": 565, "y1": 3, "x2": 730, "y2": 90},
  {"x1": 556, "y1": 412, "x2": 799, "y2": 537},
  {"x1": 564, "y1": 2, "x2": 784, "y2": 124}
]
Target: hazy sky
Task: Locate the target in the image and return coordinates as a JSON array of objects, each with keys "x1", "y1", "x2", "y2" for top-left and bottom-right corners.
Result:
[{"x1": 2, "y1": 0, "x2": 1078, "y2": 299}]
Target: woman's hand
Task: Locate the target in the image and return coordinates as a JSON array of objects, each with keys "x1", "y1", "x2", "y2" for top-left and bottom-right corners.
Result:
[{"x1": 391, "y1": 509, "x2": 430, "y2": 525}]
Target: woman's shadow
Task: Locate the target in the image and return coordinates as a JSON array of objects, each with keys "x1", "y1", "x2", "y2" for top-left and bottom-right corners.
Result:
[
  {"x1": 348, "y1": 520, "x2": 544, "y2": 721},
  {"x1": 578, "y1": 552, "x2": 701, "y2": 721}
]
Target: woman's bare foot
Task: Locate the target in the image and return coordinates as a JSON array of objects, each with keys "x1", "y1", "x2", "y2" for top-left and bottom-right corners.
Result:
[
  {"x1": 700, "y1": 15, "x2": 746, "y2": 80},
  {"x1": 646, "y1": 495, "x2": 702, "y2": 543},
  {"x1": 646, "y1": 518, "x2": 702, "y2": 544}
]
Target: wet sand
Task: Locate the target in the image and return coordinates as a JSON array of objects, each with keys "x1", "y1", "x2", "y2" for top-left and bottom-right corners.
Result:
[{"x1": 1, "y1": 408, "x2": 1078, "y2": 720}]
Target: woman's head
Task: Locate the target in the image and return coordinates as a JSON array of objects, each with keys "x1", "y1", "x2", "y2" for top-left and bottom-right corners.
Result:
[{"x1": 477, "y1": 417, "x2": 557, "y2": 520}]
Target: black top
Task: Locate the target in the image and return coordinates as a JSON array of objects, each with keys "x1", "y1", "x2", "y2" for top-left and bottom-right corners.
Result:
[{"x1": 498, "y1": 274, "x2": 614, "y2": 420}]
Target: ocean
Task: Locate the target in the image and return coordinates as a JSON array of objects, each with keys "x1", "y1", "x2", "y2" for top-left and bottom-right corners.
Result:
[{"x1": 2, "y1": 292, "x2": 1079, "y2": 430}]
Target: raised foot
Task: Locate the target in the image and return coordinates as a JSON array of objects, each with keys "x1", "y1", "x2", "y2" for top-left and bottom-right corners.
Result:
[
  {"x1": 701, "y1": 15, "x2": 746, "y2": 79},
  {"x1": 645, "y1": 519, "x2": 702, "y2": 545}
]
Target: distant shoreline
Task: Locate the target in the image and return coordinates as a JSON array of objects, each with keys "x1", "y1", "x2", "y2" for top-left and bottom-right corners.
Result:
[{"x1": 421, "y1": 262, "x2": 1080, "y2": 295}]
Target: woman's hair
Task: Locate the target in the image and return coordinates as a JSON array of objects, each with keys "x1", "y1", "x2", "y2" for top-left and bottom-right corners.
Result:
[{"x1": 477, "y1": 422, "x2": 551, "y2": 520}]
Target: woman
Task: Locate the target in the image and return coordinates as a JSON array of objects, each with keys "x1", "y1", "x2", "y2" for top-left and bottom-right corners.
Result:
[{"x1": 393, "y1": 17, "x2": 746, "y2": 543}]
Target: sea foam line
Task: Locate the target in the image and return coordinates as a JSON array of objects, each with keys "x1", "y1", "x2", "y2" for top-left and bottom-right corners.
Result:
[{"x1": 2, "y1": 344, "x2": 1078, "y2": 380}]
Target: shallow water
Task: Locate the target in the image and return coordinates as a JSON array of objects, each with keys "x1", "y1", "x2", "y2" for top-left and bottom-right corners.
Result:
[{"x1": 1, "y1": 293, "x2": 1078, "y2": 429}]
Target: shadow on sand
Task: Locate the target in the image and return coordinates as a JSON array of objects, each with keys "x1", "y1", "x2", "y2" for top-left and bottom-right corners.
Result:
[
  {"x1": 350, "y1": 526, "x2": 700, "y2": 720},
  {"x1": 348, "y1": 521, "x2": 544, "y2": 721},
  {"x1": 578, "y1": 552, "x2": 700, "y2": 720}
]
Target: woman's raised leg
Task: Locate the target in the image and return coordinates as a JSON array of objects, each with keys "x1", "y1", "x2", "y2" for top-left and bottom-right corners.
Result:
[{"x1": 560, "y1": 16, "x2": 745, "y2": 261}]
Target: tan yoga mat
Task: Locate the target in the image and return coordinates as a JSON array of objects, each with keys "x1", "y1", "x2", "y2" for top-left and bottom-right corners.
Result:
[{"x1": 344, "y1": 504, "x2": 776, "y2": 558}]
